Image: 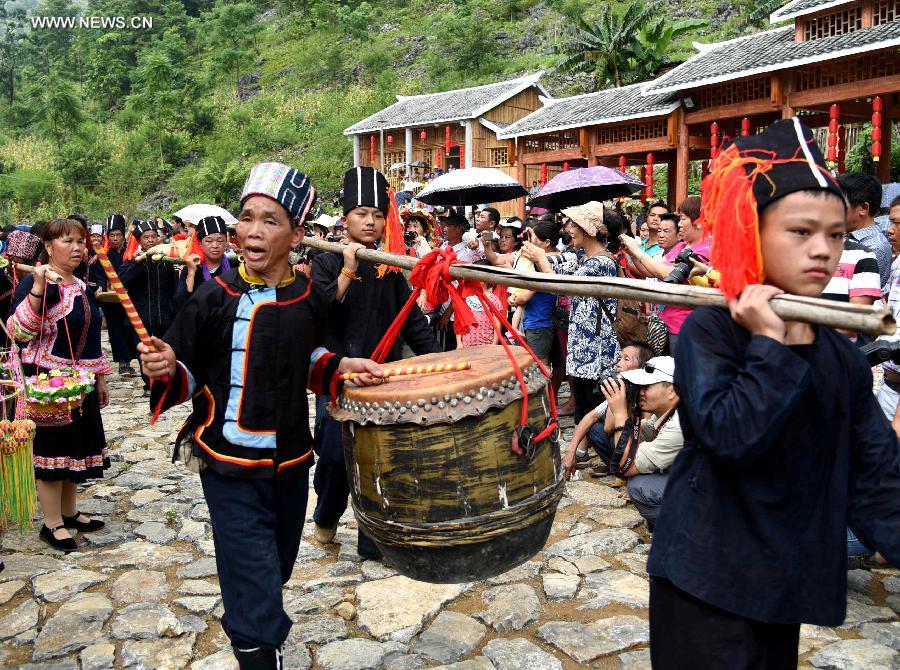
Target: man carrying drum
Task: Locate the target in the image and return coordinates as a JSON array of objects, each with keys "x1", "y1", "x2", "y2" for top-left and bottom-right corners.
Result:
[{"x1": 139, "y1": 161, "x2": 384, "y2": 670}]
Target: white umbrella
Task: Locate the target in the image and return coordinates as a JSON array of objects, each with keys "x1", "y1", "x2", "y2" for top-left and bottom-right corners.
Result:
[
  {"x1": 173, "y1": 204, "x2": 237, "y2": 226},
  {"x1": 415, "y1": 167, "x2": 528, "y2": 206}
]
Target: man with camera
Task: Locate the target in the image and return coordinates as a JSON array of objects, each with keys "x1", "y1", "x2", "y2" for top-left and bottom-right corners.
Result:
[
  {"x1": 621, "y1": 198, "x2": 711, "y2": 351},
  {"x1": 563, "y1": 342, "x2": 653, "y2": 477},
  {"x1": 601, "y1": 356, "x2": 683, "y2": 530}
]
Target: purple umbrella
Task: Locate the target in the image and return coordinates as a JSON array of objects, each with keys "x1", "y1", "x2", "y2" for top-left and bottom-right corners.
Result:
[{"x1": 527, "y1": 166, "x2": 645, "y2": 211}]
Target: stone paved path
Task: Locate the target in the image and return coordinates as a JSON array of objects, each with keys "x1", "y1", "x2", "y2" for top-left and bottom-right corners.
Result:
[{"x1": 1, "y1": 355, "x2": 898, "y2": 669}]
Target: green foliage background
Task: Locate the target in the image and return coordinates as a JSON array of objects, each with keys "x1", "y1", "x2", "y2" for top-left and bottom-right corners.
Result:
[{"x1": 0, "y1": 0, "x2": 869, "y2": 222}]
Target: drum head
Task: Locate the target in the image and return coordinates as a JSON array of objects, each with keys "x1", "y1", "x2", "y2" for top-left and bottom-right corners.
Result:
[{"x1": 331, "y1": 345, "x2": 547, "y2": 426}]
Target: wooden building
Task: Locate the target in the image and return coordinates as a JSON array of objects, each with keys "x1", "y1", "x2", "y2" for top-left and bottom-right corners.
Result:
[
  {"x1": 344, "y1": 72, "x2": 548, "y2": 215},
  {"x1": 499, "y1": 0, "x2": 900, "y2": 216}
]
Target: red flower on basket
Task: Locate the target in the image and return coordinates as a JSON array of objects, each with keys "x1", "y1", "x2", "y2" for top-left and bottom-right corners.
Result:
[{"x1": 25, "y1": 368, "x2": 95, "y2": 416}]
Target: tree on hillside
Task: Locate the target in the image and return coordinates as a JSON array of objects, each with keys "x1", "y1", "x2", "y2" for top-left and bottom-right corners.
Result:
[
  {"x1": 627, "y1": 13, "x2": 707, "y2": 82},
  {"x1": 129, "y1": 49, "x2": 182, "y2": 164},
  {"x1": 29, "y1": 68, "x2": 84, "y2": 150},
  {"x1": 553, "y1": 1, "x2": 706, "y2": 88},
  {"x1": 0, "y1": 4, "x2": 29, "y2": 105},
  {"x1": 204, "y1": 1, "x2": 260, "y2": 98},
  {"x1": 746, "y1": 0, "x2": 785, "y2": 26}
]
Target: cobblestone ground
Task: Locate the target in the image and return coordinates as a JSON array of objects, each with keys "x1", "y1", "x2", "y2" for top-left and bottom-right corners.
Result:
[{"x1": 1, "y1": 342, "x2": 898, "y2": 669}]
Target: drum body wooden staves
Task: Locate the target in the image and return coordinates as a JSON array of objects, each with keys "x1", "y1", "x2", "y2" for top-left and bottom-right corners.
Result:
[{"x1": 330, "y1": 346, "x2": 564, "y2": 584}]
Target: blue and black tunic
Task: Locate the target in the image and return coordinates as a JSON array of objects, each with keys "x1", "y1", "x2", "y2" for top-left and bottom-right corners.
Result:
[{"x1": 150, "y1": 265, "x2": 343, "y2": 479}]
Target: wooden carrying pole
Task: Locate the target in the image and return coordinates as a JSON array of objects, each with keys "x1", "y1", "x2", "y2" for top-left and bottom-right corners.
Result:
[{"x1": 300, "y1": 238, "x2": 896, "y2": 336}]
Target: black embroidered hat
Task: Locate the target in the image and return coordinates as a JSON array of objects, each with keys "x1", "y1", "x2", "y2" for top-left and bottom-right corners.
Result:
[
  {"x1": 701, "y1": 117, "x2": 847, "y2": 300},
  {"x1": 106, "y1": 214, "x2": 127, "y2": 235},
  {"x1": 132, "y1": 219, "x2": 156, "y2": 236},
  {"x1": 724, "y1": 117, "x2": 844, "y2": 213},
  {"x1": 197, "y1": 215, "x2": 228, "y2": 240},
  {"x1": 342, "y1": 166, "x2": 390, "y2": 215}
]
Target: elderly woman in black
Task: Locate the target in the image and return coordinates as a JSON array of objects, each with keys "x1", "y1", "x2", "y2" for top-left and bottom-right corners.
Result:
[{"x1": 7, "y1": 219, "x2": 111, "y2": 552}]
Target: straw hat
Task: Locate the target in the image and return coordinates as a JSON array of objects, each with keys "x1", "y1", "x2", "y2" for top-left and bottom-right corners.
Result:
[{"x1": 561, "y1": 201, "x2": 605, "y2": 236}]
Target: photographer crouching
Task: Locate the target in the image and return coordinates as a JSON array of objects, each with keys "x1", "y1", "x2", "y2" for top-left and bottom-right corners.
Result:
[
  {"x1": 572, "y1": 356, "x2": 683, "y2": 531},
  {"x1": 620, "y1": 197, "x2": 711, "y2": 352}
]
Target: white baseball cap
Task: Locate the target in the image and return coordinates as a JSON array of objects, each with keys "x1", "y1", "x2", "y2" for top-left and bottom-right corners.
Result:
[{"x1": 620, "y1": 356, "x2": 675, "y2": 386}]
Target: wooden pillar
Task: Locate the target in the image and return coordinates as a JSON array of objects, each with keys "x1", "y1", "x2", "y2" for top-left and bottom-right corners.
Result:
[
  {"x1": 405, "y1": 128, "x2": 413, "y2": 168},
  {"x1": 352, "y1": 135, "x2": 361, "y2": 167},
  {"x1": 861, "y1": 0, "x2": 874, "y2": 28},
  {"x1": 878, "y1": 119, "x2": 892, "y2": 183},
  {"x1": 675, "y1": 107, "x2": 690, "y2": 206},
  {"x1": 379, "y1": 129, "x2": 385, "y2": 173},
  {"x1": 464, "y1": 120, "x2": 474, "y2": 168},
  {"x1": 776, "y1": 73, "x2": 794, "y2": 119},
  {"x1": 517, "y1": 156, "x2": 527, "y2": 220}
]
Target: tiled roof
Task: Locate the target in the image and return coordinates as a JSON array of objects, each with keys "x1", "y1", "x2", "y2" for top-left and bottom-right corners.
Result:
[
  {"x1": 642, "y1": 21, "x2": 900, "y2": 95},
  {"x1": 497, "y1": 84, "x2": 678, "y2": 139},
  {"x1": 770, "y1": 0, "x2": 857, "y2": 23},
  {"x1": 344, "y1": 72, "x2": 548, "y2": 135}
]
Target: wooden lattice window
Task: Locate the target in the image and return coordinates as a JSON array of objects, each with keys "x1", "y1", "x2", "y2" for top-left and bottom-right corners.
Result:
[
  {"x1": 794, "y1": 52, "x2": 900, "y2": 91},
  {"x1": 874, "y1": 0, "x2": 900, "y2": 24},
  {"x1": 520, "y1": 131, "x2": 580, "y2": 153},
  {"x1": 489, "y1": 147, "x2": 509, "y2": 166},
  {"x1": 596, "y1": 119, "x2": 668, "y2": 145},
  {"x1": 384, "y1": 151, "x2": 404, "y2": 166},
  {"x1": 421, "y1": 149, "x2": 433, "y2": 166},
  {"x1": 694, "y1": 76, "x2": 770, "y2": 109},
  {"x1": 801, "y1": 7, "x2": 862, "y2": 40}
]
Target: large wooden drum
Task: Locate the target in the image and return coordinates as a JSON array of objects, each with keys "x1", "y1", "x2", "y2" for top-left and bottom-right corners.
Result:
[{"x1": 330, "y1": 345, "x2": 565, "y2": 583}]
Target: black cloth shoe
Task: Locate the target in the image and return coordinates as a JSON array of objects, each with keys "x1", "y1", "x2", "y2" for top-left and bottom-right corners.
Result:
[
  {"x1": 118, "y1": 362, "x2": 131, "y2": 375},
  {"x1": 40, "y1": 524, "x2": 78, "y2": 552},
  {"x1": 62, "y1": 512, "x2": 105, "y2": 532},
  {"x1": 233, "y1": 646, "x2": 282, "y2": 670}
]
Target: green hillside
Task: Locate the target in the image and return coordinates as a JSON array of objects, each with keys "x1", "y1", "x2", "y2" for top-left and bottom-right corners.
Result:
[{"x1": 0, "y1": 0, "x2": 766, "y2": 222}]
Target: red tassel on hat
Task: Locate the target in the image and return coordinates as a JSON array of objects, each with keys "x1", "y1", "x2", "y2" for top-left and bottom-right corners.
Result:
[
  {"x1": 699, "y1": 142, "x2": 766, "y2": 300},
  {"x1": 376, "y1": 187, "x2": 405, "y2": 278}
]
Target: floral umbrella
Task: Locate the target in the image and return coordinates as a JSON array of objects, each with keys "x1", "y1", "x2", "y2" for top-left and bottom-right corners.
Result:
[{"x1": 527, "y1": 166, "x2": 645, "y2": 211}]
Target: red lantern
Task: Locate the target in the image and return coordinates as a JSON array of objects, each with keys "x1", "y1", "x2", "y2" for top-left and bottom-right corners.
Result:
[
  {"x1": 741, "y1": 118, "x2": 751, "y2": 137},
  {"x1": 387, "y1": 135, "x2": 393, "y2": 146},
  {"x1": 540, "y1": 163, "x2": 548, "y2": 185},
  {"x1": 640, "y1": 167, "x2": 648, "y2": 204},
  {"x1": 646, "y1": 153, "x2": 655, "y2": 200},
  {"x1": 826, "y1": 104, "x2": 839, "y2": 166},
  {"x1": 618, "y1": 155, "x2": 627, "y2": 173},
  {"x1": 445, "y1": 126, "x2": 452, "y2": 154},
  {"x1": 838, "y1": 126, "x2": 847, "y2": 174},
  {"x1": 562, "y1": 162, "x2": 569, "y2": 171},
  {"x1": 370, "y1": 135, "x2": 376, "y2": 166},
  {"x1": 420, "y1": 130, "x2": 427, "y2": 142},
  {"x1": 710, "y1": 122, "x2": 720, "y2": 160},
  {"x1": 872, "y1": 96, "x2": 883, "y2": 163}
]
